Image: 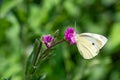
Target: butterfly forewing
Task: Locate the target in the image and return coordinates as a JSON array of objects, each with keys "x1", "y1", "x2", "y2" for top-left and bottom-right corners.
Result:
[{"x1": 79, "y1": 33, "x2": 107, "y2": 49}]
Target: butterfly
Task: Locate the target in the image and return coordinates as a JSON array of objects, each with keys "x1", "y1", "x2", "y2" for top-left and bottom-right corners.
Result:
[{"x1": 74, "y1": 33, "x2": 107, "y2": 59}]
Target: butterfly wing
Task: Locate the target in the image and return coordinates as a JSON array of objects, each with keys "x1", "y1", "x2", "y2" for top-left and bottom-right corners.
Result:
[
  {"x1": 79, "y1": 33, "x2": 107, "y2": 49},
  {"x1": 75, "y1": 33, "x2": 107, "y2": 59}
]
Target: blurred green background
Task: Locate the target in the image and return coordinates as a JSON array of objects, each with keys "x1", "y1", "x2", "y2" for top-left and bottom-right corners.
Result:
[{"x1": 0, "y1": 0, "x2": 120, "y2": 80}]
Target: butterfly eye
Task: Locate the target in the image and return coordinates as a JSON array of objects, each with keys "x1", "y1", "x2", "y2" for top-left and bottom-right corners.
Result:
[{"x1": 92, "y1": 43, "x2": 95, "y2": 45}]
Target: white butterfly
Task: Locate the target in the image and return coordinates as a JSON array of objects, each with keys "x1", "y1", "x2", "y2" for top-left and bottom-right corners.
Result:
[{"x1": 74, "y1": 33, "x2": 107, "y2": 59}]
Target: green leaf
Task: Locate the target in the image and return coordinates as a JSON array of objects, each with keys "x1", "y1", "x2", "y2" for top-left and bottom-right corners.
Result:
[
  {"x1": 39, "y1": 48, "x2": 54, "y2": 64},
  {"x1": 0, "y1": 0, "x2": 23, "y2": 17},
  {"x1": 63, "y1": 0, "x2": 80, "y2": 17},
  {"x1": 25, "y1": 39, "x2": 40, "y2": 75},
  {"x1": 107, "y1": 22, "x2": 120, "y2": 51},
  {"x1": 3, "y1": 76, "x2": 12, "y2": 80},
  {"x1": 0, "y1": 18, "x2": 12, "y2": 44}
]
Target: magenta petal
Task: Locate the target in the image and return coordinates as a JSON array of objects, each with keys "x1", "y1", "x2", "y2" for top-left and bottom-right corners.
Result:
[
  {"x1": 70, "y1": 37, "x2": 76, "y2": 44},
  {"x1": 42, "y1": 35, "x2": 54, "y2": 48},
  {"x1": 64, "y1": 27, "x2": 76, "y2": 45}
]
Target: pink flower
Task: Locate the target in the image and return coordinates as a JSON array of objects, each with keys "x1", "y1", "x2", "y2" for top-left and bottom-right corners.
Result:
[
  {"x1": 42, "y1": 35, "x2": 54, "y2": 48},
  {"x1": 64, "y1": 27, "x2": 76, "y2": 44}
]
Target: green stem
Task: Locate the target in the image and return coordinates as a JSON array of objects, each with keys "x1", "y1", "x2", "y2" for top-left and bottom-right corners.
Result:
[
  {"x1": 39, "y1": 38, "x2": 66, "y2": 62},
  {"x1": 32, "y1": 38, "x2": 66, "y2": 74},
  {"x1": 43, "y1": 39, "x2": 65, "y2": 55},
  {"x1": 32, "y1": 41, "x2": 42, "y2": 66}
]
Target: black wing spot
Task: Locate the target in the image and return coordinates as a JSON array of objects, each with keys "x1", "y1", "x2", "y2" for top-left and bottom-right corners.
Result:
[{"x1": 92, "y1": 43, "x2": 95, "y2": 45}]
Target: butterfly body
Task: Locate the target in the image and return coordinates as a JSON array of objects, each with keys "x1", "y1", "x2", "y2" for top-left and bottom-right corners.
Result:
[{"x1": 74, "y1": 33, "x2": 107, "y2": 59}]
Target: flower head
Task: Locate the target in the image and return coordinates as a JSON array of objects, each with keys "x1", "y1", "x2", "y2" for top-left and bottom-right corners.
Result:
[
  {"x1": 42, "y1": 35, "x2": 54, "y2": 48},
  {"x1": 64, "y1": 27, "x2": 76, "y2": 44}
]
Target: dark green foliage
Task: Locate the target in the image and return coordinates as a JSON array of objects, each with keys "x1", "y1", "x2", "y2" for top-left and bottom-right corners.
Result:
[{"x1": 0, "y1": 0, "x2": 120, "y2": 80}]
